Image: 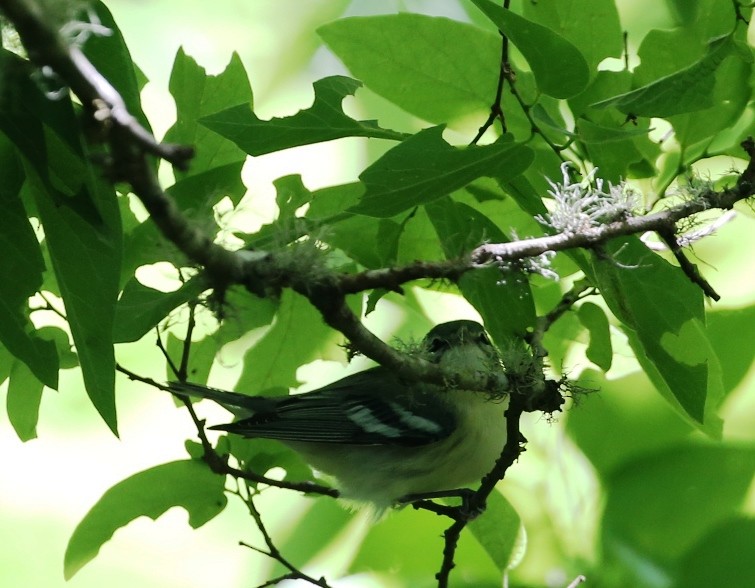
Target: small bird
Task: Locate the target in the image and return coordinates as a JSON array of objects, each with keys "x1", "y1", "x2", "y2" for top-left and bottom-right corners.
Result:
[{"x1": 167, "y1": 320, "x2": 509, "y2": 511}]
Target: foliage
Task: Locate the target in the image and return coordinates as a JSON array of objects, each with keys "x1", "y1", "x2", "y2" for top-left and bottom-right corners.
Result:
[{"x1": 1, "y1": 0, "x2": 754, "y2": 587}]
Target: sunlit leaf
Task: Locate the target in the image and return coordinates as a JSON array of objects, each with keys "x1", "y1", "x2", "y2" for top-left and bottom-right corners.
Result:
[
  {"x1": 6, "y1": 359, "x2": 44, "y2": 442},
  {"x1": 468, "y1": 491, "x2": 522, "y2": 571},
  {"x1": 319, "y1": 14, "x2": 500, "y2": 123},
  {"x1": 164, "y1": 48, "x2": 250, "y2": 175},
  {"x1": 577, "y1": 302, "x2": 612, "y2": 371},
  {"x1": 591, "y1": 238, "x2": 722, "y2": 427},
  {"x1": 64, "y1": 460, "x2": 227, "y2": 579},
  {"x1": 235, "y1": 291, "x2": 350, "y2": 396},
  {"x1": 522, "y1": 0, "x2": 623, "y2": 73}
]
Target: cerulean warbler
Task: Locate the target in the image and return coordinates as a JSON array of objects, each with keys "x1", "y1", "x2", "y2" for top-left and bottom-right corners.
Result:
[{"x1": 168, "y1": 320, "x2": 509, "y2": 510}]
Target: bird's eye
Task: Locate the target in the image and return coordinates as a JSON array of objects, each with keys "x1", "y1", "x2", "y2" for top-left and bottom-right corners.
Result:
[{"x1": 428, "y1": 337, "x2": 451, "y2": 353}]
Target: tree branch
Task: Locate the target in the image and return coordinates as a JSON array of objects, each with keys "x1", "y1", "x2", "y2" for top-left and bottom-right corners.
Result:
[
  {"x1": 0, "y1": 0, "x2": 193, "y2": 169},
  {"x1": 470, "y1": 184, "x2": 751, "y2": 266},
  {"x1": 3, "y1": 0, "x2": 752, "y2": 388}
]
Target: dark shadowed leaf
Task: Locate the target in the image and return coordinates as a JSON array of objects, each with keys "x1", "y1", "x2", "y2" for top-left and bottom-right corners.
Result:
[
  {"x1": 113, "y1": 276, "x2": 207, "y2": 343},
  {"x1": 0, "y1": 135, "x2": 58, "y2": 388},
  {"x1": 426, "y1": 197, "x2": 536, "y2": 341},
  {"x1": 84, "y1": 2, "x2": 150, "y2": 132},
  {"x1": 673, "y1": 518, "x2": 755, "y2": 588},
  {"x1": 592, "y1": 35, "x2": 745, "y2": 117},
  {"x1": 470, "y1": 0, "x2": 590, "y2": 98},
  {"x1": 603, "y1": 445, "x2": 755, "y2": 566},
  {"x1": 352, "y1": 127, "x2": 533, "y2": 217},
  {"x1": 201, "y1": 76, "x2": 406, "y2": 156},
  {"x1": 0, "y1": 50, "x2": 120, "y2": 433}
]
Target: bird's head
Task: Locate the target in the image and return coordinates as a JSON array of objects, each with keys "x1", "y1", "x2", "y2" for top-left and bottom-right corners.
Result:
[{"x1": 421, "y1": 320, "x2": 500, "y2": 374}]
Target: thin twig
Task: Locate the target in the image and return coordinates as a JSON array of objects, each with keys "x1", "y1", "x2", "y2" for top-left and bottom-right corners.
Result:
[
  {"x1": 657, "y1": 229, "x2": 720, "y2": 300},
  {"x1": 238, "y1": 492, "x2": 332, "y2": 588},
  {"x1": 115, "y1": 363, "x2": 339, "y2": 498},
  {"x1": 155, "y1": 328, "x2": 181, "y2": 379},
  {"x1": 35, "y1": 292, "x2": 68, "y2": 320},
  {"x1": 470, "y1": 0, "x2": 512, "y2": 144},
  {"x1": 177, "y1": 299, "x2": 198, "y2": 381}
]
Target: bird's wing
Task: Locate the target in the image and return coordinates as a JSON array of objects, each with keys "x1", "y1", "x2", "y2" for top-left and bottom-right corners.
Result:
[{"x1": 212, "y1": 368, "x2": 457, "y2": 447}]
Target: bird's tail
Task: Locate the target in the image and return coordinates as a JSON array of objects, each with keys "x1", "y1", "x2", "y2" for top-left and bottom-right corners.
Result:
[{"x1": 166, "y1": 381, "x2": 270, "y2": 417}]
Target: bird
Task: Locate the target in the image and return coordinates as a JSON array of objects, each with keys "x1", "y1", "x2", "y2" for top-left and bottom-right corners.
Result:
[{"x1": 167, "y1": 320, "x2": 509, "y2": 511}]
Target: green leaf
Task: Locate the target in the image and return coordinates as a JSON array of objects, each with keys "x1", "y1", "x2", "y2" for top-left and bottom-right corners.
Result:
[
  {"x1": 603, "y1": 445, "x2": 755, "y2": 566},
  {"x1": 577, "y1": 302, "x2": 612, "y2": 371},
  {"x1": 470, "y1": 0, "x2": 590, "y2": 98},
  {"x1": 7, "y1": 359, "x2": 44, "y2": 442},
  {"x1": 212, "y1": 285, "x2": 278, "y2": 350},
  {"x1": 166, "y1": 160, "x2": 246, "y2": 213},
  {"x1": 163, "y1": 49, "x2": 250, "y2": 176},
  {"x1": 0, "y1": 134, "x2": 58, "y2": 388},
  {"x1": 591, "y1": 238, "x2": 721, "y2": 426},
  {"x1": 166, "y1": 332, "x2": 217, "y2": 386},
  {"x1": 31, "y1": 174, "x2": 121, "y2": 434},
  {"x1": 671, "y1": 44, "x2": 752, "y2": 151},
  {"x1": 0, "y1": 342, "x2": 12, "y2": 386},
  {"x1": 707, "y1": 304, "x2": 755, "y2": 396},
  {"x1": 522, "y1": 0, "x2": 623, "y2": 74},
  {"x1": 352, "y1": 127, "x2": 533, "y2": 218},
  {"x1": 113, "y1": 276, "x2": 207, "y2": 343},
  {"x1": 575, "y1": 118, "x2": 653, "y2": 145},
  {"x1": 201, "y1": 76, "x2": 406, "y2": 156},
  {"x1": 318, "y1": 14, "x2": 500, "y2": 123},
  {"x1": 592, "y1": 35, "x2": 740, "y2": 117},
  {"x1": 673, "y1": 518, "x2": 755, "y2": 588},
  {"x1": 278, "y1": 499, "x2": 353, "y2": 572},
  {"x1": 64, "y1": 460, "x2": 227, "y2": 579},
  {"x1": 0, "y1": 50, "x2": 121, "y2": 433},
  {"x1": 567, "y1": 369, "x2": 693, "y2": 477},
  {"x1": 235, "y1": 290, "x2": 346, "y2": 396},
  {"x1": 305, "y1": 181, "x2": 405, "y2": 267},
  {"x1": 569, "y1": 71, "x2": 659, "y2": 181},
  {"x1": 468, "y1": 491, "x2": 522, "y2": 571},
  {"x1": 425, "y1": 197, "x2": 536, "y2": 339},
  {"x1": 84, "y1": 2, "x2": 151, "y2": 133}
]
